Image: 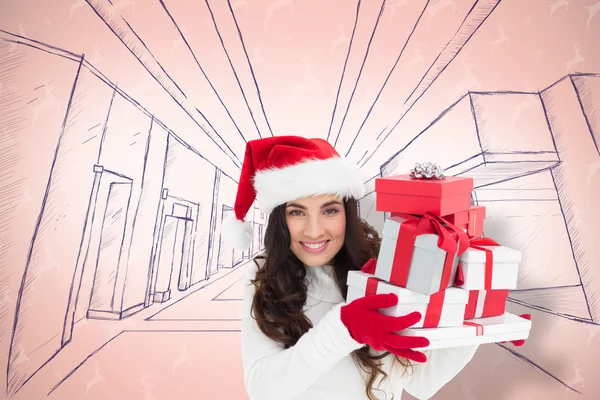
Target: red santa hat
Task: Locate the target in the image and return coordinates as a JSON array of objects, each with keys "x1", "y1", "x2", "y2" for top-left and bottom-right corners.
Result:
[{"x1": 221, "y1": 136, "x2": 365, "y2": 250}]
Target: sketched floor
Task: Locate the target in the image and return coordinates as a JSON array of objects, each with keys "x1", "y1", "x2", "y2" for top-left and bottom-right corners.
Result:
[{"x1": 15, "y1": 262, "x2": 250, "y2": 400}]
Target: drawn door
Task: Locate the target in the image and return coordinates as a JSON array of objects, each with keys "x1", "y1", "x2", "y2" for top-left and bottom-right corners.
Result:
[{"x1": 88, "y1": 181, "x2": 133, "y2": 314}]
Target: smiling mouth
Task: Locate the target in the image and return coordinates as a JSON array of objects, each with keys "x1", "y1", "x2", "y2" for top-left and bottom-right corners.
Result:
[{"x1": 300, "y1": 240, "x2": 330, "y2": 253}]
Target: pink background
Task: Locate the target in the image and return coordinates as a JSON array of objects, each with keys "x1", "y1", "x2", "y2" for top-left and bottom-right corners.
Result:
[{"x1": 1, "y1": 0, "x2": 599, "y2": 399}]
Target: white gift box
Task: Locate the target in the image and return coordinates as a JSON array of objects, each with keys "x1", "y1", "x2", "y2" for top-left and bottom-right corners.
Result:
[
  {"x1": 375, "y1": 216, "x2": 461, "y2": 296},
  {"x1": 458, "y1": 244, "x2": 522, "y2": 290},
  {"x1": 346, "y1": 271, "x2": 468, "y2": 328},
  {"x1": 397, "y1": 312, "x2": 532, "y2": 350}
]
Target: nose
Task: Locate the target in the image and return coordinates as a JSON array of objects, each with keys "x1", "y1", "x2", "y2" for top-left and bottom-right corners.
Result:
[{"x1": 304, "y1": 214, "x2": 325, "y2": 238}]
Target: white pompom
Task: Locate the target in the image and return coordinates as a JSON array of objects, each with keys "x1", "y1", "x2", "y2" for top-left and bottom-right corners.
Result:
[{"x1": 221, "y1": 214, "x2": 253, "y2": 251}]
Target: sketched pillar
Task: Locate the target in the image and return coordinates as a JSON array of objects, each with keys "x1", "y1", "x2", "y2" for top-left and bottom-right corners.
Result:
[
  {"x1": 206, "y1": 168, "x2": 221, "y2": 275},
  {"x1": 84, "y1": 166, "x2": 135, "y2": 319},
  {"x1": 540, "y1": 74, "x2": 600, "y2": 323}
]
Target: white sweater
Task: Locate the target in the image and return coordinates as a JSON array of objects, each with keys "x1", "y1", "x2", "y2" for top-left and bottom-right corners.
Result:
[{"x1": 241, "y1": 258, "x2": 479, "y2": 400}]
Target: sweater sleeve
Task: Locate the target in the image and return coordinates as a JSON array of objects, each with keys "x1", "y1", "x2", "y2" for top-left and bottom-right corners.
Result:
[
  {"x1": 389, "y1": 344, "x2": 479, "y2": 400},
  {"x1": 241, "y1": 260, "x2": 364, "y2": 400}
]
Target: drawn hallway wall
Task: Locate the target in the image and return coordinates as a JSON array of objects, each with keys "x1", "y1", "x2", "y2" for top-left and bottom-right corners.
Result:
[{"x1": 0, "y1": 33, "x2": 259, "y2": 396}]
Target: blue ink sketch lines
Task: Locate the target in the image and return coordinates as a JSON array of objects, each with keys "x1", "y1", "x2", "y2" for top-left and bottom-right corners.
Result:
[
  {"x1": 377, "y1": 73, "x2": 600, "y2": 394},
  {"x1": 0, "y1": 1, "x2": 599, "y2": 399},
  {"x1": 0, "y1": 29, "x2": 264, "y2": 398}
]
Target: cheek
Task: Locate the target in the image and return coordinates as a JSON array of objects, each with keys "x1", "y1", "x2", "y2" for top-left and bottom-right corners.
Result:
[
  {"x1": 285, "y1": 218, "x2": 303, "y2": 241},
  {"x1": 328, "y1": 216, "x2": 346, "y2": 239}
]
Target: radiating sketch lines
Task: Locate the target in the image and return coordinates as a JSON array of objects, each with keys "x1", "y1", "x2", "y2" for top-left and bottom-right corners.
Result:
[
  {"x1": 84, "y1": 0, "x2": 244, "y2": 168},
  {"x1": 202, "y1": 0, "x2": 264, "y2": 140},
  {"x1": 356, "y1": 0, "x2": 502, "y2": 168},
  {"x1": 326, "y1": 0, "x2": 361, "y2": 144},
  {"x1": 331, "y1": 0, "x2": 385, "y2": 148},
  {"x1": 496, "y1": 343, "x2": 584, "y2": 395},
  {"x1": 2, "y1": 3, "x2": 599, "y2": 399},
  {"x1": 378, "y1": 92, "x2": 469, "y2": 176},
  {"x1": 227, "y1": 0, "x2": 275, "y2": 137},
  {"x1": 119, "y1": 17, "x2": 189, "y2": 101},
  {"x1": 507, "y1": 296, "x2": 595, "y2": 325},
  {"x1": 340, "y1": 0, "x2": 429, "y2": 155},
  {"x1": 157, "y1": 0, "x2": 253, "y2": 143},
  {"x1": 0, "y1": 30, "x2": 81, "y2": 62}
]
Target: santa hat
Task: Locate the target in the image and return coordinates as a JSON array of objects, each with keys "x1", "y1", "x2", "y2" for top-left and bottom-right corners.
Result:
[{"x1": 221, "y1": 136, "x2": 365, "y2": 250}]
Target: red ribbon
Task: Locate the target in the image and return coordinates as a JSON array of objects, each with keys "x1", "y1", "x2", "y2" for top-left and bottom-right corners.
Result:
[
  {"x1": 464, "y1": 321, "x2": 484, "y2": 336},
  {"x1": 386, "y1": 212, "x2": 469, "y2": 292},
  {"x1": 467, "y1": 208, "x2": 478, "y2": 237},
  {"x1": 365, "y1": 276, "x2": 380, "y2": 296},
  {"x1": 422, "y1": 291, "x2": 445, "y2": 328},
  {"x1": 466, "y1": 237, "x2": 501, "y2": 290},
  {"x1": 364, "y1": 276, "x2": 445, "y2": 328},
  {"x1": 464, "y1": 289, "x2": 509, "y2": 319},
  {"x1": 464, "y1": 291, "x2": 480, "y2": 320}
]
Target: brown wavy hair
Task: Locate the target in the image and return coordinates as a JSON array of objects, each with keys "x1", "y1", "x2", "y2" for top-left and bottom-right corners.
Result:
[{"x1": 250, "y1": 198, "x2": 412, "y2": 399}]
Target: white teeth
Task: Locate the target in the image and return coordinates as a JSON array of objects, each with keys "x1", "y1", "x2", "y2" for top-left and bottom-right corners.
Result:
[{"x1": 303, "y1": 241, "x2": 326, "y2": 249}]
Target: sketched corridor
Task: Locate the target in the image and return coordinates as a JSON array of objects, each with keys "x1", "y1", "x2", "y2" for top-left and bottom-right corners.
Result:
[
  {"x1": 0, "y1": 0, "x2": 599, "y2": 399},
  {"x1": 1, "y1": 40, "x2": 265, "y2": 396}
]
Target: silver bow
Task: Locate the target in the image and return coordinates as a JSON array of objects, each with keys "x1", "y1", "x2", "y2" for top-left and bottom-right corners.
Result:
[{"x1": 409, "y1": 162, "x2": 446, "y2": 179}]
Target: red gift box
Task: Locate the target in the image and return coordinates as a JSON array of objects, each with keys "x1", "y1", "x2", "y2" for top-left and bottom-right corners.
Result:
[
  {"x1": 377, "y1": 174, "x2": 473, "y2": 216},
  {"x1": 443, "y1": 205, "x2": 486, "y2": 238},
  {"x1": 464, "y1": 289, "x2": 509, "y2": 319}
]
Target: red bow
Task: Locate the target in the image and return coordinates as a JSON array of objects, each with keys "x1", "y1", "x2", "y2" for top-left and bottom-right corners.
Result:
[{"x1": 389, "y1": 212, "x2": 470, "y2": 291}]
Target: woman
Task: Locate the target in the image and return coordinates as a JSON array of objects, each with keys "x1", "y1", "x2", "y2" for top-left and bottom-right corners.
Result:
[{"x1": 222, "y1": 136, "x2": 479, "y2": 400}]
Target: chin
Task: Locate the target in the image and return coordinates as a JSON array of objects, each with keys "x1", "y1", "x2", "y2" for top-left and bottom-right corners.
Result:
[{"x1": 299, "y1": 254, "x2": 332, "y2": 268}]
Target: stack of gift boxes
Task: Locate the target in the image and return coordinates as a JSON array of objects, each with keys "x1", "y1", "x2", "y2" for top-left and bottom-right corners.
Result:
[{"x1": 346, "y1": 162, "x2": 532, "y2": 350}]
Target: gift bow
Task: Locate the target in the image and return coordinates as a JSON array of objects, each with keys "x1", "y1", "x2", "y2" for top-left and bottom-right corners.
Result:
[
  {"x1": 361, "y1": 258, "x2": 377, "y2": 274},
  {"x1": 392, "y1": 212, "x2": 470, "y2": 291},
  {"x1": 409, "y1": 162, "x2": 446, "y2": 180}
]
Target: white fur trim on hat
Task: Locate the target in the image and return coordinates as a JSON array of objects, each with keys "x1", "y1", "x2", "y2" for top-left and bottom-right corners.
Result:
[
  {"x1": 253, "y1": 156, "x2": 365, "y2": 213},
  {"x1": 221, "y1": 214, "x2": 253, "y2": 251}
]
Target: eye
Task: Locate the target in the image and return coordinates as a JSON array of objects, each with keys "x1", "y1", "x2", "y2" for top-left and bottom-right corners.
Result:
[
  {"x1": 324, "y1": 208, "x2": 339, "y2": 215},
  {"x1": 288, "y1": 209, "x2": 304, "y2": 216}
]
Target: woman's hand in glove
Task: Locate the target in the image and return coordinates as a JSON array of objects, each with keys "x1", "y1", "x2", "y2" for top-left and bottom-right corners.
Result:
[{"x1": 340, "y1": 292, "x2": 430, "y2": 362}]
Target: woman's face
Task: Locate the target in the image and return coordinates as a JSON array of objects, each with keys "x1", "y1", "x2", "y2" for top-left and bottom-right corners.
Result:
[{"x1": 285, "y1": 194, "x2": 346, "y2": 267}]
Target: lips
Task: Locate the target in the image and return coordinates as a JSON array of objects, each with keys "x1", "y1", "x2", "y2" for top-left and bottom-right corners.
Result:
[{"x1": 300, "y1": 240, "x2": 330, "y2": 253}]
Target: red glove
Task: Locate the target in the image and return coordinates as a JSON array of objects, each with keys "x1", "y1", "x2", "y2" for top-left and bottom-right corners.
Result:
[
  {"x1": 340, "y1": 292, "x2": 430, "y2": 363},
  {"x1": 500, "y1": 313, "x2": 531, "y2": 346}
]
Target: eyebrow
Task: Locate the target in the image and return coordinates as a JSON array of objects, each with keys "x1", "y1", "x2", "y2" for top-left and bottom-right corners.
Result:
[{"x1": 286, "y1": 200, "x2": 343, "y2": 210}]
